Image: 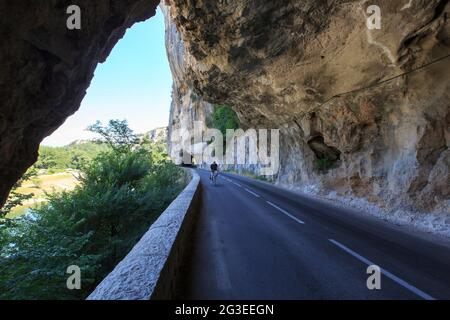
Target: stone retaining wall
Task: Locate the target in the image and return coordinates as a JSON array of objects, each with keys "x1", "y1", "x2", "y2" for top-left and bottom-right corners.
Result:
[{"x1": 87, "y1": 168, "x2": 201, "y2": 300}]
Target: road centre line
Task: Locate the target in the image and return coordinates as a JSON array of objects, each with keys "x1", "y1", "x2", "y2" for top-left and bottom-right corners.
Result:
[
  {"x1": 328, "y1": 239, "x2": 435, "y2": 300},
  {"x1": 266, "y1": 201, "x2": 305, "y2": 225},
  {"x1": 244, "y1": 188, "x2": 261, "y2": 198}
]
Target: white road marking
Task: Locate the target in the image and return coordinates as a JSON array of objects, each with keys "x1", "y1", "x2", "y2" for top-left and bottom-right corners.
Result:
[
  {"x1": 266, "y1": 201, "x2": 305, "y2": 225},
  {"x1": 328, "y1": 239, "x2": 435, "y2": 300},
  {"x1": 232, "y1": 182, "x2": 242, "y2": 187},
  {"x1": 244, "y1": 188, "x2": 260, "y2": 198}
]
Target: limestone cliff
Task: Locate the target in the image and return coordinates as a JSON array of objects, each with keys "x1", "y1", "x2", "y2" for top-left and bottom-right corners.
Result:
[
  {"x1": 163, "y1": 0, "x2": 450, "y2": 215},
  {"x1": 161, "y1": 4, "x2": 213, "y2": 165},
  {"x1": 145, "y1": 127, "x2": 169, "y2": 145}
]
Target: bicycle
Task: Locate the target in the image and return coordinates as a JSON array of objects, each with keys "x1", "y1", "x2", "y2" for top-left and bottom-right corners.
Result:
[{"x1": 211, "y1": 170, "x2": 219, "y2": 186}]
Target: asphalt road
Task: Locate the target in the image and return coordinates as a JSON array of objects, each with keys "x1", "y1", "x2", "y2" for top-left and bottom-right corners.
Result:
[{"x1": 176, "y1": 169, "x2": 450, "y2": 300}]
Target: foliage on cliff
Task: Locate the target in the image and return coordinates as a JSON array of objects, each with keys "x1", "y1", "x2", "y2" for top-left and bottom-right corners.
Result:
[{"x1": 212, "y1": 105, "x2": 240, "y2": 135}]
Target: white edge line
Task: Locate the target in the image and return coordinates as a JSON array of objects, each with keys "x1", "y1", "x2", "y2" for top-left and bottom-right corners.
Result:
[
  {"x1": 266, "y1": 201, "x2": 305, "y2": 225},
  {"x1": 233, "y1": 182, "x2": 242, "y2": 187},
  {"x1": 328, "y1": 239, "x2": 435, "y2": 300},
  {"x1": 244, "y1": 188, "x2": 260, "y2": 198}
]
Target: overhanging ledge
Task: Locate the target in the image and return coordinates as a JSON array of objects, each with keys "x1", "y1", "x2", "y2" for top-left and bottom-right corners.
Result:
[{"x1": 87, "y1": 168, "x2": 200, "y2": 300}]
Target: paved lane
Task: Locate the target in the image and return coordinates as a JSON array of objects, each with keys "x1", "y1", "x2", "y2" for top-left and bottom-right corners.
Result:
[{"x1": 176, "y1": 169, "x2": 450, "y2": 300}]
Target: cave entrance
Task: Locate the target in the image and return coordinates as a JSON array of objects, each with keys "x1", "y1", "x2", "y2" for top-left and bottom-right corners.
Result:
[
  {"x1": 307, "y1": 135, "x2": 341, "y2": 172},
  {"x1": 1, "y1": 7, "x2": 173, "y2": 216}
]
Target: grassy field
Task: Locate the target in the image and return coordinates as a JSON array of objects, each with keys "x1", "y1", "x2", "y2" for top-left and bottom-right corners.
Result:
[{"x1": 6, "y1": 172, "x2": 79, "y2": 218}]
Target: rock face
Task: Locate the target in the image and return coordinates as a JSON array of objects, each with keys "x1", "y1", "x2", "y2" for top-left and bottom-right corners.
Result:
[
  {"x1": 0, "y1": 1, "x2": 448, "y2": 216},
  {"x1": 161, "y1": 4, "x2": 213, "y2": 165},
  {"x1": 163, "y1": 0, "x2": 450, "y2": 214},
  {"x1": 0, "y1": 0, "x2": 159, "y2": 207},
  {"x1": 143, "y1": 127, "x2": 169, "y2": 145}
]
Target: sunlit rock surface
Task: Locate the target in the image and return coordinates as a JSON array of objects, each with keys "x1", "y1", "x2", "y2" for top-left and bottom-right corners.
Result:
[
  {"x1": 163, "y1": 0, "x2": 450, "y2": 214},
  {"x1": 161, "y1": 3, "x2": 213, "y2": 165}
]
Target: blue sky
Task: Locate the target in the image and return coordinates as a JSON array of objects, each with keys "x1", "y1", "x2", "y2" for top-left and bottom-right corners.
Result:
[{"x1": 43, "y1": 8, "x2": 172, "y2": 146}]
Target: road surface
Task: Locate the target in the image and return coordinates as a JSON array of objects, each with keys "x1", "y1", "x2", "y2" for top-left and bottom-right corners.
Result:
[{"x1": 176, "y1": 169, "x2": 450, "y2": 300}]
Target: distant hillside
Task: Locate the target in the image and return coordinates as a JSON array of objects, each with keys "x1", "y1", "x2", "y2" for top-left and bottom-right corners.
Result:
[
  {"x1": 68, "y1": 139, "x2": 93, "y2": 146},
  {"x1": 141, "y1": 127, "x2": 168, "y2": 144},
  {"x1": 38, "y1": 127, "x2": 169, "y2": 173},
  {"x1": 37, "y1": 141, "x2": 109, "y2": 173}
]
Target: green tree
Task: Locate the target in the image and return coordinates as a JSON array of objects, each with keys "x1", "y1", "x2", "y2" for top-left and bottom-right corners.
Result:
[
  {"x1": 34, "y1": 151, "x2": 57, "y2": 171},
  {"x1": 212, "y1": 105, "x2": 240, "y2": 135},
  {"x1": 87, "y1": 119, "x2": 139, "y2": 153},
  {"x1": 0, "y1": 120, "x2": 186, "y2": 299}
]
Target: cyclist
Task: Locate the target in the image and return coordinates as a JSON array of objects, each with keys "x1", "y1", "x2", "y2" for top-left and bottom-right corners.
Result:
[{"x1": 210, "y1": 161, "x2": 219, "y2": 183}]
